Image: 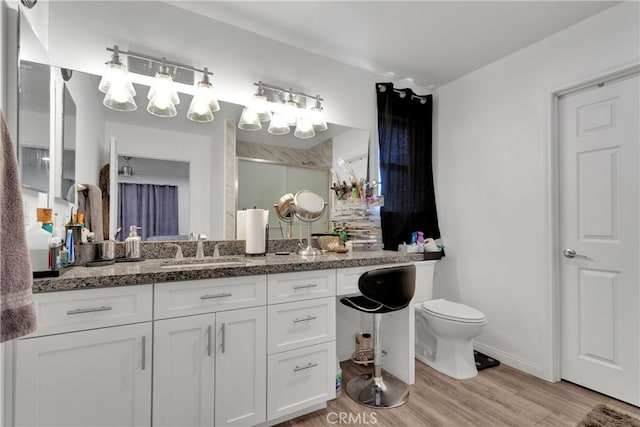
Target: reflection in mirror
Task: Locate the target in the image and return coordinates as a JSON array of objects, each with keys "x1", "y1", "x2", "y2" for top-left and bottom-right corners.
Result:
[
  {"x1": 61, "y1": 83, "x2": 76, "y2": 202},
  {"x1": 116, "y1": 155, "x2": 190, "y2": 241},
  {"x1": 18, "y1": 60, "x2": 51, "y2": 194},
  {"x1": 235, "y1": 126, "x2": 370, "y2": 239},
  {"x1": 17, "y1": 59, "x2": 370, "y2": 241},
  {"x1": 237, "y1": 160, "x2": 330, "y2": 238}
]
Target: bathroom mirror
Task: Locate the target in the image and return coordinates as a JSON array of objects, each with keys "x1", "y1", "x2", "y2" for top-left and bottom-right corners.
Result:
[
  {"x1": 17, "y1": 62, "x2": 369, "y2": 241},
  {"x1": 60, "y1": 83, "x2": 77, "y2": 202},
  {"x1": 18, "y1": 60, "x2": 51, "y2": 195}
]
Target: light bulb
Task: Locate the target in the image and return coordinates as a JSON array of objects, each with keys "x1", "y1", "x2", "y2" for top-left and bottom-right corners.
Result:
[
  {"x1": 294, "y1": 115, "x2": 315, "y2": 139},
  {"x1": 238, "y1": 107, "x2": 261, "y2": 131},
  {"x1": 268, "y1": 113, "x2": 290, "y2": 135}
]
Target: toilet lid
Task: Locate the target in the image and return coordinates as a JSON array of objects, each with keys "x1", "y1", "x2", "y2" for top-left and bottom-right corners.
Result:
[{"x1": 421, "y1": 298, "x2": 487, "y2": 323}]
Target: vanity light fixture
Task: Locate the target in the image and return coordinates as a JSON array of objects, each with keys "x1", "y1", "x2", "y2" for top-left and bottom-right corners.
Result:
[
  {"x1": 147, "y1": 58, "x2": 180, "y2": 118},
  {"x1": 98, "y1": 46, "x2": 137, "y2": 111},
  {"x1": 99, "y1": 45, "x2": 219, "y2": 121},
  {"x1": 187, "y1": 68, "x2": 220, "y2": 123},
  {"x1": 239, "y1": 81, "x2": 328, "y2": 139},
  {"x1": 310, "y1": 95, "x2": 328, "y2": 132},
  {"x1": 250, "y1": 82, "x2": 272, "y2": 122}
]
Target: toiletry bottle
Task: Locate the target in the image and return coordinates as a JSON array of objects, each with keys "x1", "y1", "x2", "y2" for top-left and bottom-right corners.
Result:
[
  {"x1": 65, "y1": 229, "x2": 75, "y2": 264},
  {"x1": 49, "y1": 226, "x2": 63, "y2": 271},
  {"x1": 26, "y1": 222, "x2": 52, "y2": 273},
  {"x1": 125, "y1": 226, "x2": 142, "y2": 259},
  {"x1": 335, "y1": 359, "x2": 342, "y2": 398}
]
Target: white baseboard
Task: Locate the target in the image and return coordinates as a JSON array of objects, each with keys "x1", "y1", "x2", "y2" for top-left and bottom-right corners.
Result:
[{"x1": 473, "y1": 341, "x2": 543, "y2": 379}]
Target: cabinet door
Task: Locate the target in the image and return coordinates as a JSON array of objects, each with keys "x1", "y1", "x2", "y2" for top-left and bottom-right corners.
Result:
[
  {"x1": 215, "y1": 306, "x2": 266, "y2": 426},
  {"x1": 153, "y1": 314, "x2": 215, "y2": 427},
  {"x1": 267, "y1": 341, "x2": 336, "y2": 421},
  {"x1": 15, "y1": 323, "x2": 152, "y2": 426}
]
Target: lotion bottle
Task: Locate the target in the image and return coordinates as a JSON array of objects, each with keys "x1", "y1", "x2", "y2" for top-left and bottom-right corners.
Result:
[{"x1": 125, "y1": 226, "x2": 141, "y2": 259}]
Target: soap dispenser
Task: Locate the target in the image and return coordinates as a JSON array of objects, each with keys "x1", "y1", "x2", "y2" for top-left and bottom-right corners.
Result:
[{"x1": 125, "y1": 226, "x2": 141, "y2": 259}]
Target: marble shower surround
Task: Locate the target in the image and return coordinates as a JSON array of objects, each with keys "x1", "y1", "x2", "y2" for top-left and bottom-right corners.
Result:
[{"x1": 236, "y1": 139, "x2": 332, "y2": 168}]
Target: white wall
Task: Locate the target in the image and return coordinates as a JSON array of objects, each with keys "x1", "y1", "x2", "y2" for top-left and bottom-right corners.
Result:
[
  {"x1": 105, "y1": 121, "x2": 212, "y2": 237},
  {"x1": 434, "y1": 1, "x2": 639, "y2": 377}
]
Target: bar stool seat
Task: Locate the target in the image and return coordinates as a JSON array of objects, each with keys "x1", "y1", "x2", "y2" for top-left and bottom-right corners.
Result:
[{"x1": 340, "y1": 264, "x2": 416, "y2": 409}]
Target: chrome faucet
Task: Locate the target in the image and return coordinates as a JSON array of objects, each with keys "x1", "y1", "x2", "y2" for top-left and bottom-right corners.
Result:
[
  {"x1": 196, "y1": 240, "x2": 205, "y2": 259},
  {"x1": 169, "y1": 244, "x2": 183, "y2": 261},
  {"x1": 213, "y1": 243, "x2": 223, "y2": 259}
]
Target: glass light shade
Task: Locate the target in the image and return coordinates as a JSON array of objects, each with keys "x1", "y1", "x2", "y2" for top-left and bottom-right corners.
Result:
[
  {"x1": 294, "y1": 116, "x2": 316, "y2": 139},
  {"x1": 98, "y1": 62, "x2": 135, "y2": 96},
  {"x1": 268, "y1": 113, "x2": 290, "y2": 135},
  {"x1": 283, "y1": 100, "x2": 299, "y2": 126},
  {"x1": 187, "y1": 82, "x2": 217, "y2": 122},
  {"x1": 250, "y1": 94, "x2": 272, "y2": 122},
  {"x1": 311, "y1": 106, "x2": 328, "y2": 132},
  {"x1": 193, "y1": 80, "x2": 220, "y2": 112},
  {"x1": 147, "y1": 96, "x2": 177, "y2": 117},
  {"x1": 238, "y1": 108, "x2": 262, "y2": 131},
  {"x1": 103, "y1": 86, "x2": 137, "y2": 111},
  {"x1": 187, "y1": 100, "x2": 214, "y2": 123},
  {"x1": 147, "y1": 73, "x2": 180, "y2": 105}
]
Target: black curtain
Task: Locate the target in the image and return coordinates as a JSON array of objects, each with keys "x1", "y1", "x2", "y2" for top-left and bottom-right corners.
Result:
[{"x1": 376, "y1": 82, "x2": 440, "y2": 250}]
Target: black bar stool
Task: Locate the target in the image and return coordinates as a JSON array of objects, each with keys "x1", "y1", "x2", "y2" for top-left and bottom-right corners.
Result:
[{"x1": 340, "y1": 264, "x2": 416, "y2": 408}]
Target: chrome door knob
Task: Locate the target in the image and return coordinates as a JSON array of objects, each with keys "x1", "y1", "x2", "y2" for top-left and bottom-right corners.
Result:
[{"x1": 563, "y1": 248, "x2": 588, "y2": 259}]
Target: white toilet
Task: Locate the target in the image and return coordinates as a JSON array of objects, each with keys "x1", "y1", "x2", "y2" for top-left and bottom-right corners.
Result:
[{"x1": 414, "y1": 261, "x2": 487, "y2": 380}]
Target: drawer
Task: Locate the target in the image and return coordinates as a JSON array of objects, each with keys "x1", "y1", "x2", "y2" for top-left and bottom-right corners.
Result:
[
  {"x1": 268, "y1": 297, "x2": 335, "y2": 354},
  {"x1": 267, "y1": 341, "x2": 335, "y2": 421},
  {"x1": 336, "y1": 263, "x2": 411, "y2": 296},
  {"x1": 154, "y1": 275, "x2": 266, "y2": 319},
  {"x1": 267, "y1": 270, "x2": 336, "y2": 304},
  {"x1": 28, "y1": 285, "x2": 153, "y2": 337}
]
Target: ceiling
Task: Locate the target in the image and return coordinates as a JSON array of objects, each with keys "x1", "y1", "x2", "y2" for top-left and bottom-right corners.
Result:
[{"x1": 168, "y1": 1, "x2": 620, "y2": 90}]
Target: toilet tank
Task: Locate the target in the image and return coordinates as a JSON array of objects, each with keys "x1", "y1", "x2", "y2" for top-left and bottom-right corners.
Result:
[{"x1": 414, "y1": 260, "x2": 437, "y2": 302}]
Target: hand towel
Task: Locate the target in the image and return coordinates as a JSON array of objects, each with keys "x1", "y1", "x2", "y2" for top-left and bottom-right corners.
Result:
[
  {"x1": 77, "y1": 184, "x2": 104, "y2": 242},
  {"x1": 1, "y1": 112, "x2": 37, "y2": 342}
]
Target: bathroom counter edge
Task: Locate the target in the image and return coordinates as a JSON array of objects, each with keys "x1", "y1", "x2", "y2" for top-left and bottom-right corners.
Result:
[{"x1": 32, "y1": 251, "x2": 441, "y2": 293}]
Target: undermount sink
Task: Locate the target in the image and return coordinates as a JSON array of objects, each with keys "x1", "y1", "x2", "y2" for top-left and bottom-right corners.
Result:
[{"x1": 160, "y1": 257, "x2": 251, "y2": 269}]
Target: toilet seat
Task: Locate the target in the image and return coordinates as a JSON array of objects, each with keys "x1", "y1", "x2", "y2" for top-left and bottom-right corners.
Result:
[{"x1": 421, "y1": 298, "x2": 486, "y2": 324}]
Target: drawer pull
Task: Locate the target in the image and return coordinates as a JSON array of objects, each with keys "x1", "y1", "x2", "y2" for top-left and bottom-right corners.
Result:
[
  {"x1": 293, "y1": 362, "x2": 318, "y2": 372},
  {"x1": 200, "y1": 293, "x2": 232, "y2": 300},
  {"x1": 293, "y1": 284, "x2": 317, "y2": 290},
  {"x1": 66, "y1": 306, "x2": 113, "y2": 315},
  {"x1": 220, "y1": 323, "x2": 226, "y2": 354},
  {"x1": 293, "y1": 315, "x2": 317, "y2": 323},
  {"x1": 141, "y1": 336, "x2": 147, "y2": 370}
]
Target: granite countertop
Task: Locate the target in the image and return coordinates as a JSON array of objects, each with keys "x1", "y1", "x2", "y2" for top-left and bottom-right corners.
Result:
[{"x1": 32, "y1": 251, "x2": 441, "y2": 293}]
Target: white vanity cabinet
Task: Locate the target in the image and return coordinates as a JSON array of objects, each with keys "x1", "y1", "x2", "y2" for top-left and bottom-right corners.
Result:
[
  {"x1": 152, "y1": 276, "x2": 267, "y2": 427},
  {"x1": 266, "y1": 271, "x2": 337, "y2": 422},
  {"x1": 13, "y1": 285, "x2": 153, "y2": 427}
]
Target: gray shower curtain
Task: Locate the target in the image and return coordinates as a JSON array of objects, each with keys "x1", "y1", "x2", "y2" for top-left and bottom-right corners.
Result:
[{"x1": 118, "y1": 183, "x2": 178, "y2": 241}]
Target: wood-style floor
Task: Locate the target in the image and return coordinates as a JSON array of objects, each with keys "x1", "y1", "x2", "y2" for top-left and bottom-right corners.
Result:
[{"x1": 279, "y1": 359, "x2": 640, "y2": 427}]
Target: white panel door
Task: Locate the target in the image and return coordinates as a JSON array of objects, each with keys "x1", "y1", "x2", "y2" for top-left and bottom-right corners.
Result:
[
  {"x1": 14, "y1": 323, "x2": 152, "y2": 426},
  {"x1": 153, "y1": 314, "x2": 215, "y2": 427},
  {"x1": 559, "y1": 75, "x2": 639, "y2": 406},
  {"x1": 215, "y1": 306, "x2": 267, "y2": 426}
]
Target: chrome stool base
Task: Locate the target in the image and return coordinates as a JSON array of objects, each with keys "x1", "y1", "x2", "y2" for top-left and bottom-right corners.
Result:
[{"x1": 345, "y1": 372, "x2": 410, "y2": 409}]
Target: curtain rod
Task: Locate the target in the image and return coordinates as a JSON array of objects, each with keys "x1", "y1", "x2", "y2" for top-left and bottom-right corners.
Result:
[
  {"x1": 378, "y1": 83, "x2": 431, "y2": 102},
  {"x1": 106, "y1": 46, "x2": 212, "y2": 76}
]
